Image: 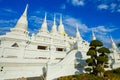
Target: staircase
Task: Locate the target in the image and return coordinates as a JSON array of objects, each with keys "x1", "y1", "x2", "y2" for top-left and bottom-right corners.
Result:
[{"x1": 46, "y1": 50, "x2": 77, "y2": 80}]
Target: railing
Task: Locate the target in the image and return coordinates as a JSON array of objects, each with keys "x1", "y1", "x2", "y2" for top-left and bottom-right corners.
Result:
[
  {"x1": 46, "y1": 50, "x2": 78, "y2": 80},
  {"x1": 24, "y1": 49, "x2": 50, "y2": 59},
  {"x1": 1, "y1": 47, "x2": 21, "y2": 58}
]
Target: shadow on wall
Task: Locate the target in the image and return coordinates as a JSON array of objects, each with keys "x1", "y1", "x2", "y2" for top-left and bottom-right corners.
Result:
[
  {"x1": 109, "y1": 55, "x2": 115, "y2": 69},
  {"x1": 75, "y1": 51, "x2": 87, "y2": 74}
]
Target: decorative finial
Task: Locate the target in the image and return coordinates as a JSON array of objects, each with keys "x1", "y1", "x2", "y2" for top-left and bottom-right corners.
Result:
[
  {"x1": 76, "y1": 24, "x2": 82, "y2": 39},
  {"x1": 92, "y1": 29, "x2": 96, "y2": 40},
  {"x1": 44, "y1": 12, "x2": 47, "y2": 22},
  {"x1": 110, "y1": 36, "x2": 118, "y2": 51},
  {"x1": 23, "y1": 4, "x2": 28, "y2": 15},
  {"x1": 53, "y1": 14, "x2": 56, "y2": 25},
  {"x1": 76, "y1": 24, "x2": 79, "y2": 32},
  {"x1": 51, "y1": 14, "x2": 57, "y2": 33},
  {"x1": 60, "y1": 14, "x2": 62, "y2": 24}
]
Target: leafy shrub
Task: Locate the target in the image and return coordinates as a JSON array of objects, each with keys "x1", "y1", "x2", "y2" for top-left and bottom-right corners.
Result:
[
  {"x1": 58, "y1": 68, "x2": 120, "y2": 80},
  {"x1": 113, "y1": 68, "x2": 120, "y2": 74}
]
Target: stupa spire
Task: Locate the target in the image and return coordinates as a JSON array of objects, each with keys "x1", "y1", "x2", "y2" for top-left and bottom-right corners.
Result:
[
  {"x1": 23, "y1": 4, "x2": 28, "y2": 16},
  {"x1": 7, "y1": 4, "x2": 29, "y2": 39},
  {"x1": 58, "y1": 14, "x2": 65, "y2": 35},
  {"x1": 53, "y1": 14, "x2": 56, "y2": 25},
  {"x1": 51, "y1": 14, "x2": 57, "y2": 33},
  {"x1": 15, "y1": 4, "x2": 28, "y2": 31},
  {"x1": 44, "y1": 12, "x2": 47, "y2": 22},
  {"x1": 60, "y1": 14, "x2": 62, "y2": 24},
  {"x1": 39, "y1": 12, "x2": 48, "y2": 32},
  {"x1": 76, "y1": 24, "x2": 82, "y2": 40},
  {"x1": 110, "y1": 36, "x2": 118, "y2": 51},
  {"x1": 92, "y1": 30, "x2": 96, "y2": 40}
]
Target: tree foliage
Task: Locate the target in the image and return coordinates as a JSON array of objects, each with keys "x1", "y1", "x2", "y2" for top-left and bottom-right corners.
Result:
[
  {"x1": 117, "y1": 43, "x2": 120, "y2": 47},
  {"x1": 89, "y1": 40, "x2": 103, "y2": 47},
  {"x1": 98, "y1": 47, "x2": 110, "y2": 54},
  {"x1": 87, "y1": 50, "x2": 96, "y2": 56},
  {"x1": 85, "y1": 40, "x2": 110, "y2": 77},
  {"x1": 85, "y1": 68, "x2": 92, "y2": 73}
]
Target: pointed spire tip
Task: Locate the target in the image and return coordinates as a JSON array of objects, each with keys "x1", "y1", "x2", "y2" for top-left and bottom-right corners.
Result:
[
  {"x1": 23, "y1": 4, "x2": 29, "y2": 15},
  {"x1": 44, "y1": 12, "x2": 47, "y2": 22},
  {"x1": 92, "y1": 30, "x2": 96, "y2": 40},
  {"x1": 76, "y1": 24, "x2": 79, "y2": 33},
  {"x1": 54, "y1": 14, "x2": 56, "y2": 24},
  {"x1": 60, "y1": 14, "x2": 62, "y2": 24},
  {"x1": 26, "y1": 4, "x2": 29, "y2": 8}
]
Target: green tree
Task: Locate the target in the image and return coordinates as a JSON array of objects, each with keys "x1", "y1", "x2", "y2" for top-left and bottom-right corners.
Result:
[
  {"x1": 85, "y1": 40, "x2": 110, "y2": 77},
  {"x1": 117, "y1": 43, "x2": 120, "y2": 47}
]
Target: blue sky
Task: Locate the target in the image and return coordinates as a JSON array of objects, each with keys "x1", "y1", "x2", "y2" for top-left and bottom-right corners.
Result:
[{"x1": 0, "y1": 0, "x2": 120, "y2": 47}]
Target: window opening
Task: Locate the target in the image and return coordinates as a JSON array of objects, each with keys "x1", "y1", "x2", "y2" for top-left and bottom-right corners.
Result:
[
  {"x1": 37, "y1": 46, "x2": 47, "y2": 50},
  {"x1": 56, "y1": 48, "x2": 64, "y2": 51},
  {"x1": 12, "y1": 43, "x2": 19, "y2": 47}
]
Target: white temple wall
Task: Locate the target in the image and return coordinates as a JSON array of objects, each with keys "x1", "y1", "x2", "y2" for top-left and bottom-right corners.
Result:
[
  {"x1": 0, "y1": 64, "x2": 44, "y2": 79},
  {"x1": 112, "y1": 62, "x2": 120, "y2": 69},
  {"x1": 0, "y1": 46, "x2": 67, "y2": 60},
  {"x1": 54, "y1": 51, "x2": 66, "y2": 59},
  {"x1": 24, "y1": 49, "x2": 50, "y2": 59},
  {"x1": 2, "y1": 47, "x2": 21, "y2": 58}
]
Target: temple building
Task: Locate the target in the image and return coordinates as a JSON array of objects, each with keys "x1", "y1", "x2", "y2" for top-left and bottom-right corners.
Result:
[{"x1": 0, "y1": 4, "x2": 120, "y2": 80}]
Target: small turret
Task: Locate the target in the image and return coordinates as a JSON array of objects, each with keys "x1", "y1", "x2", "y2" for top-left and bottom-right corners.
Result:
[
  {"x1": 76, "y1": 24, "x2": 82, "y2": 40},
  {"x1": 110, "y1": 36, "x2": 119, "y2": 51},
  {"x1": 58, "y1": 14, "x2": 65, "y2": 35},
  {"x1": 6, "y1": 4, "x2": 29, "y2": 39},
  {"x1": 14, "y1": 4, "x2": 28, "y2": 31},
  {"x1": 39, "y1": 13, "x2": 49, "y2": 33},
  {"x1": 60, "y1": 14, "x2": 63, "y2": 25},
  {"x1": 51, "y1": 14, "x2": 57, "y2": 33},
  {"x1": 92, "y1": 30, "x2": 96, "y2": 40}
]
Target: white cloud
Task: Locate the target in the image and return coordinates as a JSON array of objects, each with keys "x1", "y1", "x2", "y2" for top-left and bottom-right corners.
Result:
[
  {"x1": 0, "y1": 8, "x2": 17, "y2": 17},
  {"x1": 64, "y1": 16, "x2": 118, "y2": 47},
  {"x1": 62, "y1": 16, "x2": 118, "y2": 47},
  {"x1": 63, "y1": 16, "x2": 90, "y2": 37},
  {"x1": 60, "y1": 4, "x2": 66, "y2": 10},
  {"x1": 98, "y1": 4, "x2": 109, "y2": 10},
  {"x1": 96, "y1": 1, "x2": 120, "y2": 13},
  {"x1": 2, "y1": 8, "x2": 17, "y2": 13},
  {"x1": 29, "y1": 14, "x2": 88, "y2": 37},
  {"x1": 34, "y1": 10, "x2": 45, "y2": 14},
  {"x1": 115, "y1": 38, "x2": 120, "y2": 45},
  {"x1": 29, "y1": 14, "x2": 56, "y2": 34},
  {"x1": 0, "y1": 19, "x2": 17, "y2": 27},
  {"x1": 25, "y1": 9, "x2": 119, "y2": 47},
  {"x1": 63, "y1": 16, "x2": 118, "y2": 42},
  {"x1": 64, "y1": 16, "x2": 88, "y2": 31},
  {"x1": 92, "y1": 26, "x2": 117, "y2": 33},
  {"x1": 117, "y1": 9, "x2": 120, "y2": 12},
  {"x1": 0, "y1": 27, "x2": 11, "y2": 35},
  {"x1": 96, "y1": 34, "x2": 111, "y2": 47},
  {"x1": 0, "y1": 19, "x2": 17, "y2": 24},
  {"x1": 0, "y1": 19, "x2": 17, "y2": 35},
  {"x1": 29, "y1": 16, "x2": 43, "y2": 24},
  {"x1": 110, "y1": 3, "x2": 117, "y2": 9},
  {"x1": 0, "y1": 9, "x2": 118, "y2": 47},
  {"x1": 91, "y1": 25, "x2": 118, "y2": 47},
  {"x1": 68, "y1": 0, "x2": 85, "y2": 6},
  {"x1": 67, "y1": 0, "x2": 120, "y2": 13},
  {"x1": 95, "y1": 34, "x2": 120, "y2": 48},
  {"x1": 92, "y1": 26, "x2": 118, "y2": 41}
]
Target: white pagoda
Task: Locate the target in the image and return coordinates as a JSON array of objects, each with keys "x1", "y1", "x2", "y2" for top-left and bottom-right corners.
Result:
[{"x1": 0, "y1": 4, "x2": 120, "y2": 80}]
